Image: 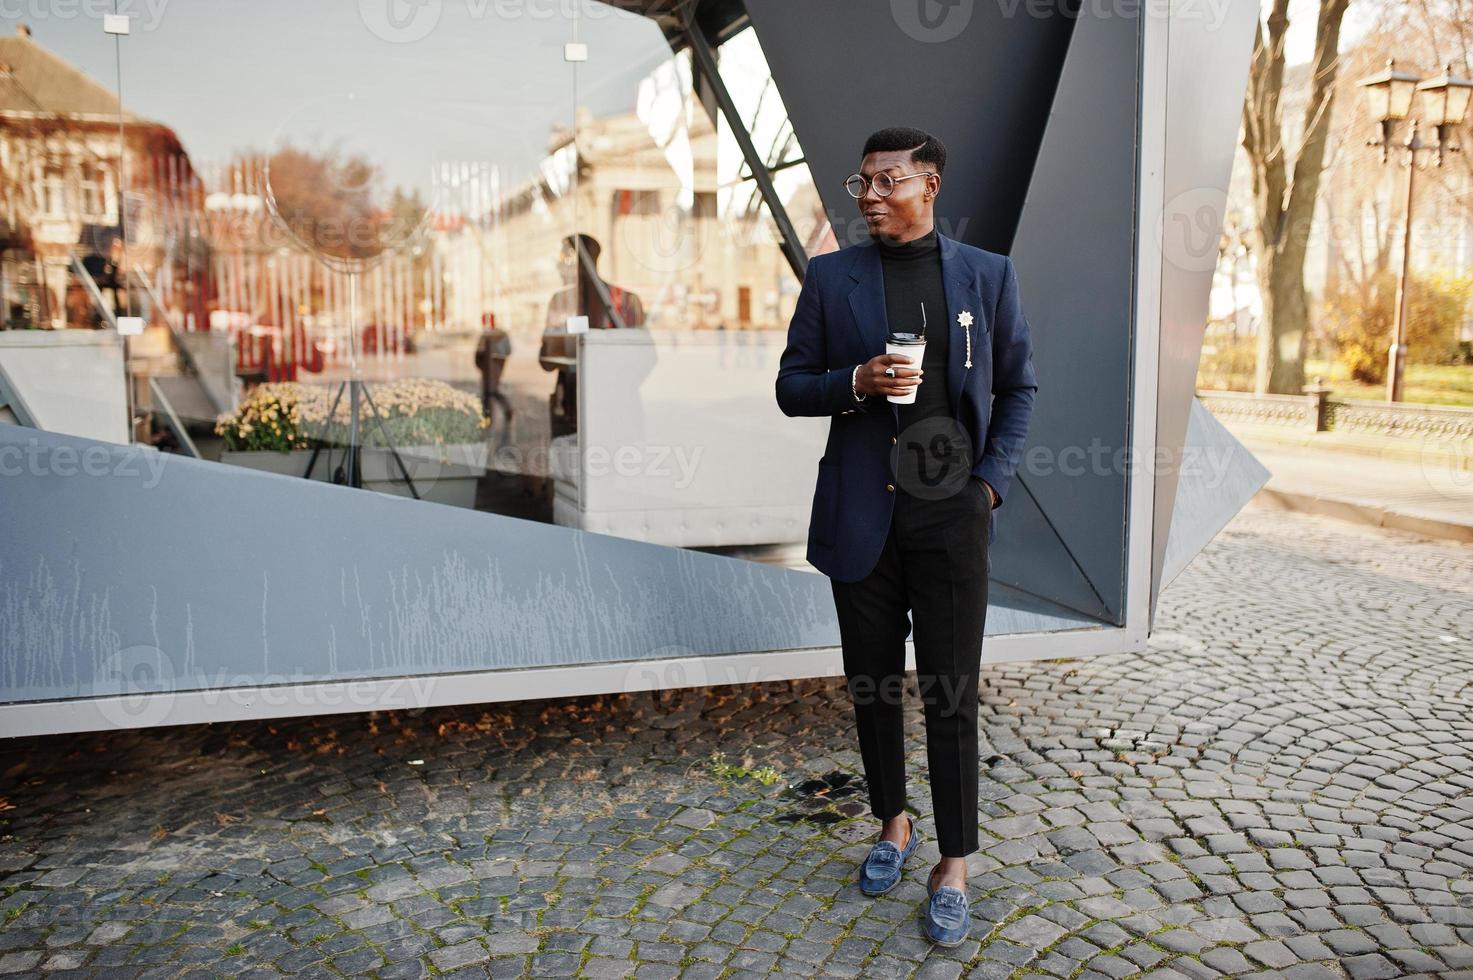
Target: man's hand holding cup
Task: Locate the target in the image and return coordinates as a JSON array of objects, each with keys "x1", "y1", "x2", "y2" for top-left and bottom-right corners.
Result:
[{"x1": 855, "y1": 353, "x2": 923, "y2": 402}]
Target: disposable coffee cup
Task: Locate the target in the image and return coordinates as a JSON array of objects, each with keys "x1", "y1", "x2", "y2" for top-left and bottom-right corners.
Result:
[{"x1": 884, "y1": 332, "x2": 925, "y2": 404}]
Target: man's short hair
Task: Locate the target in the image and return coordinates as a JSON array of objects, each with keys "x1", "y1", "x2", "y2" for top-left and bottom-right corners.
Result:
[{"x1": 861, "y1": 127, "x2": 946, "y2": 177}]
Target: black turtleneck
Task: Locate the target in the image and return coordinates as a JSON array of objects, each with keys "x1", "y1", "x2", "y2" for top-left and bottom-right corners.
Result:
[{"x1": 875, "y1": 228, "x2": 955, "y2": 500}]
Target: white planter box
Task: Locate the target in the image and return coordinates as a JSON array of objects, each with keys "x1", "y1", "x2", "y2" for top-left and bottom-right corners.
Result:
[{"x1": 219, "y1": 442, "x2": 487, "y2": 509}]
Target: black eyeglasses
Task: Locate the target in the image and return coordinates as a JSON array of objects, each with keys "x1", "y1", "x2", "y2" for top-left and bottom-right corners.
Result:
[{"x1": 843, "y1": 171, "x2": 936, "y2": 199}]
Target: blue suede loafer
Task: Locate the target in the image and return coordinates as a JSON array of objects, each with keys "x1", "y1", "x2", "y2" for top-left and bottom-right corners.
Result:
[
  {"x1": 920, "y1": 869, "x2": 971, "y2": 946},
  {"x1": 857, "y1": 814, "x2": 919, "y2": 896}
]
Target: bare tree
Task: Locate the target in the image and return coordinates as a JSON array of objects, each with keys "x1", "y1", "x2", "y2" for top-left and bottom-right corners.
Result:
[
  {"x1": 262, "y1": 142, "x2": 425, "y2": 266},
  {"x1": 1312, "y1": 2, "x2": 1473, "y2": 384},
  {"x1": 1241, "y1": 0, "x2": 1353, "y2": 393}
]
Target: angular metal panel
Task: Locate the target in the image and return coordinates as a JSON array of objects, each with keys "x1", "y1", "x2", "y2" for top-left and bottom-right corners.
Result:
[
  {"x1": 1158, "y1": 399, "x2": 1271, "y2": 594},
  {"x1": 0, "y1": 422, "x2": 837, "y2": 706},
  {"x1": 1006, "y1": 0, "x2": 1140, "y2": 623},
  {"x1": 743, "y1": 0, "x2": 1075, "y2": 253},
  {"x1": 0, "y1": 422, "x2": 1119, "y2": 727},
  {"x1": 744, "y1": 0, "x2": 1129, "y2": 621},
  {"x1": 1150, "y1": 0, "x2": 1262, "y2": 613}
]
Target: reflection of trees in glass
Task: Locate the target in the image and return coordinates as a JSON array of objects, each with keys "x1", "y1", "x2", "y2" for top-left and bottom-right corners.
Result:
[
  {"x1": 262, "y1": 141, "x2": 428, "y2": 267},
  {"x1": 209, "y1": 144, "x2": 435, "y2": 376}
]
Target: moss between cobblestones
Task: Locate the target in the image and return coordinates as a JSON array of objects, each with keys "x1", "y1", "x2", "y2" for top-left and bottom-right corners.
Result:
[
  {"x1": 624, "y1": 881, "x2": 657, "y2": 920},
  {"x1": 952, "y1": 902, "x2": 1025, "y2": 973},
  {"x1": 946, "y1": 887, "x2": 1149, "y2": 976},
  {"x1": 638, "y1": 807, "x2": 834, "y2": 968},
  {"x1": 1158, "y1": 844, "x2": 1209, "y2": 890}
]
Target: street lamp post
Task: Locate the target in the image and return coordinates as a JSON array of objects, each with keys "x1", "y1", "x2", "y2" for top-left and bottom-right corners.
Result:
[{"x1": 1356, "y1": 60, "x2": 1473, "y2": 402}]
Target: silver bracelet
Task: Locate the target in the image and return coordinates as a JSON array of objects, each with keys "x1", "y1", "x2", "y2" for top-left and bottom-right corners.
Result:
[{"x1": 851, "y1": 364, "x2": 866, "y2": 401}]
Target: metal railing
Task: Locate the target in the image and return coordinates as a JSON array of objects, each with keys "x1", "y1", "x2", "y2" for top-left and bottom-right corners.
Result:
[
  {"x1": 68, "y1": 253, "x2": 206, "y2": 456},
  {"x1": 1198, "y1": 386, "x2": 1473, "y2": 441},
  {"x1": 148, "y1": 375, "x2": 201, "y2": 457}
]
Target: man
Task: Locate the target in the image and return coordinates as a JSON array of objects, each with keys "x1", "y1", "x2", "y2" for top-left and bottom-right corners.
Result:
[
  {"x1": 775, "y1": 127, "x2": 1037, "y2": 946},
  {"x1": 473, "y1": 312, "x2": 513, "y2": 430}
]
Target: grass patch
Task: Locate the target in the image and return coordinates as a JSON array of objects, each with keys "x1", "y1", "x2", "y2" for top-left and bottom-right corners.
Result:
[{"x1": 709, "y1": 751, "x2": 782, "y2": 786}]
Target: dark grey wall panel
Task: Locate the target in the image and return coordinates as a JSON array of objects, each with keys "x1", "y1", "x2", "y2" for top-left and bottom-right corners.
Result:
[
  {"x1": 746, "y1": 0, "x2": 1139, "y2": 622},
  {"x1": 743, "y1": 0, "x2": 1077, "y2": 252},
  {"x1": 1005, "y1": 2, "x2": 1140, "y2": 621}
]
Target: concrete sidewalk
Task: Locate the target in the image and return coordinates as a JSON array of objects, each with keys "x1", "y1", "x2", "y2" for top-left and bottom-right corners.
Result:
[{"x1": 1222, "y1": 420, "x2": 1473, "y2": 543}]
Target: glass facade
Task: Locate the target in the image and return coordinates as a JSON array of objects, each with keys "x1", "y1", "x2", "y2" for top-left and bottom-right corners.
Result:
[{"x1": 0, "y1": 3, "x2": 835, "y2": 562}]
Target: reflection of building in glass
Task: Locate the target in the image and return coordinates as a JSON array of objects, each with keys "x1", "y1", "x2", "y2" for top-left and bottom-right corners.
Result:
[
  {"x1": 0, "y1": 19, "x2": 833, "y2": 396},
  {"x1": 0, "y1": 24, "x2": 201, "y2": 330},
  {"x1": 482, "y1": 103, "x2": 815, "y2": 345}
]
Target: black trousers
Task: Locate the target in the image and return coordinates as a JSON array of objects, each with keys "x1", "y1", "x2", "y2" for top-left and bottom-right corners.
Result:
[{"x1": 829, "y1": 480, "x2": 990, "y2": 857}]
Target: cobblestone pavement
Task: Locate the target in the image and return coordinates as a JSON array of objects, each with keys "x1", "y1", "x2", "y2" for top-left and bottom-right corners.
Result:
[{"x1": 1, "y1": 505, "x2": 1471, "y2": 979}]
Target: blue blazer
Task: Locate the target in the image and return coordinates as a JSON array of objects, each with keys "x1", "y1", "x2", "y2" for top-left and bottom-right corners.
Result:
[{"x1": 775, "y1": 232, "x2": 1038, "y2": 583}]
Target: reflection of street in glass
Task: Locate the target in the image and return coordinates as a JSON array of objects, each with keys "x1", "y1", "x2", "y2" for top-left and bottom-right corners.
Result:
[{"x1": 0, "y1": 12, "x2": 831, "y2": 556}]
